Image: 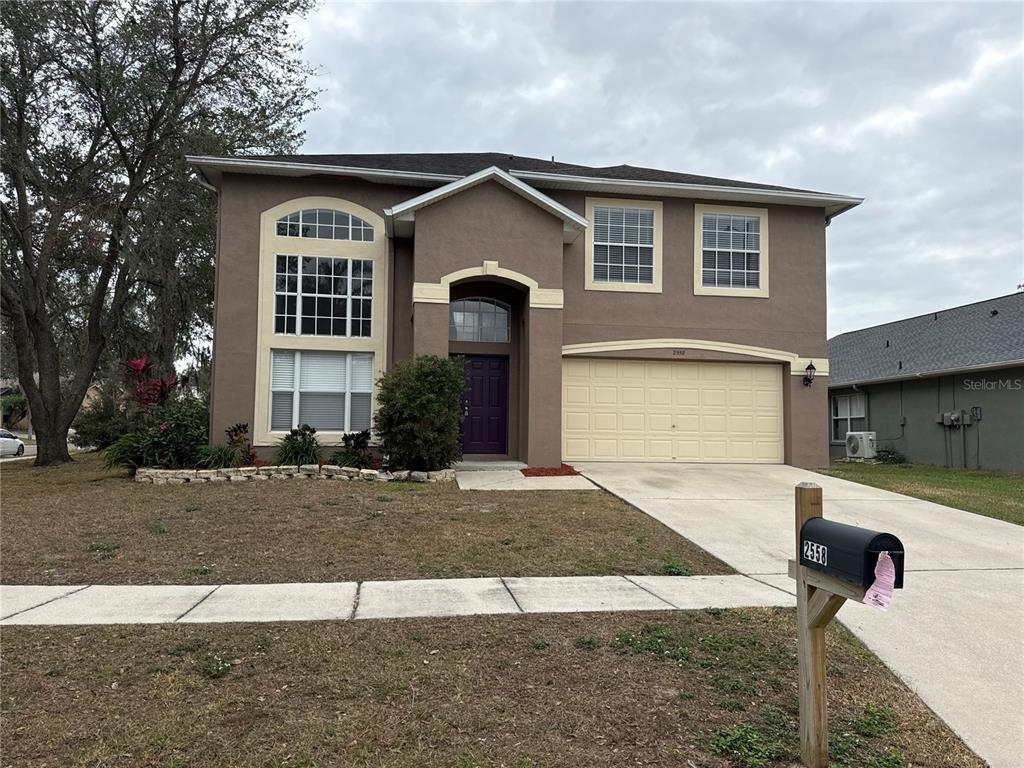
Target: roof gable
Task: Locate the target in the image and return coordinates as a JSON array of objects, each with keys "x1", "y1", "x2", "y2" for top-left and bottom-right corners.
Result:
[{"x1": 384, "y1": 166, "x2": 588, "y2": 243}]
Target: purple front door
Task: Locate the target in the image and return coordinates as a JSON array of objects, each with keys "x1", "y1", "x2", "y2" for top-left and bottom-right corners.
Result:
[{"x1": 461, "y1": 356, "x2": 509, "y2": 454}]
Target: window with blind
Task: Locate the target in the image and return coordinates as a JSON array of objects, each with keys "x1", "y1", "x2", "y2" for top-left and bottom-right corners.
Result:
[
  {"x1": 592, "y1": 205, "x2": 655, "y2": 284},
  {"x1": 700, "y1": 212, "x2": 761, "y2": 289},
  {"x1": 831, "y1": 393, "x2": 866, "y2": 442},
  {"x1": 274, "y1": 255, "x2": 372, "y2": 337},
  {"x1": 270, "y1": 350, "x2": 373, "y2": 432}
]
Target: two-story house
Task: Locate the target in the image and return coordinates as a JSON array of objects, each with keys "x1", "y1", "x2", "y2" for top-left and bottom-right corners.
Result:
[{"x1": 188, "y1": 153, "x2": 861, "y2": 468}]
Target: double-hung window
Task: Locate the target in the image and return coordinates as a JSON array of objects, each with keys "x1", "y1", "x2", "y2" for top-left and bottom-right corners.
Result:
[
  {"x1": 274, "y1": 255, "x2": 373, "y2": 337},
  {"x1": 694, "y1": 205, "x2": 769, "y2": 298},
  {"x1": 831, "y1": 393, "x2": 866, "y2": 442},
  {"x1": 585, "y1": 199, "x2": 662, "y2": 292},
  {"x1": 270, "y1": 350, "x2": 373, "y2": 433}
]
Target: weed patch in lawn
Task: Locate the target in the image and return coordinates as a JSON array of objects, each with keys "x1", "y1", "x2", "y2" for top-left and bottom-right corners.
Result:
[
  {"x1": 850, "y1": 704, "x2": 897, "y2": 737},
  {"x1": 150, "y1": 521, "x2": 168, "y2": 535},
  {"x1": 611, "y1": 622, "x2": 691, "y2": 664},
  {"x1": 574, "y1": 635, "x2": 601, "y2": 651},
  {"x1": 87, "y1": 542, "x2": 119, "y2": 560},
  {"x1": 661, "y1": 557, "x2": 691, "y2": 576},
  {"x1": 709, "y1": 724, "x2": 790, "y2": 767},
  {"x1": 185, "y1": 565, "x2": 211, "y2": 576}
]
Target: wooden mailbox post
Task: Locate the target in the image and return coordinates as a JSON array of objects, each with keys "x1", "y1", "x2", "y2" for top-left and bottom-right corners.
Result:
[{"x1": 790, "y1": 482, "x2": 880, "y2": 768}]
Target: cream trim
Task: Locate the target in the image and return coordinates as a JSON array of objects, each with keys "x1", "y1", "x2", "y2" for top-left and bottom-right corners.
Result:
[
  {"x1": 253, "y1": 195, "x2": 389, "y2": 446},
  {"x1": 584, "y1": 197, "x2": 663, "y2": 294},
  {"x1": 412, "y1": 261, "x2": 564, "y2": 309},
  {"x1": 693, "y1": 203, "x2": 769, "y2": 299},
  {"x1": 561, "y1": 338, "x2": 828, "y2": 375}
]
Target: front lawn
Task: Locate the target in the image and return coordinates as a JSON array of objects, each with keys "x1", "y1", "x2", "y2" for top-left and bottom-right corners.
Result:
[
  {"x1": 0, "y1": 609, "x2": 982, "y2": 767},
  {"x1": 0, "y1": 453, "x2": 727, "y2": 584},
  {"x1": 818, "y1": 460, "x2": 1024, "y2": 526}
]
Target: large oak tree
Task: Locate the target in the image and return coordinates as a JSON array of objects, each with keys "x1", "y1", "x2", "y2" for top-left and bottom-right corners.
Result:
[{"x1": 1, "y1": 0, "x2": 316, "y2": 464}]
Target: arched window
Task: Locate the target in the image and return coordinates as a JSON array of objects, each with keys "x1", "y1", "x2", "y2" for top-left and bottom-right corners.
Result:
[
  {"x1": 276, "y1": 208, "x2": 374, "y2": 241},
  {"x1": 449, "y1": 298, "x2": 510, "y2": 343}
]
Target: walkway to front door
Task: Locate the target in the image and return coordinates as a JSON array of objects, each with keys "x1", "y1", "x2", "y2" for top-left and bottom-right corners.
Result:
[{"x1": 462, "y1": 356, "x2": 508, "y2": 454}]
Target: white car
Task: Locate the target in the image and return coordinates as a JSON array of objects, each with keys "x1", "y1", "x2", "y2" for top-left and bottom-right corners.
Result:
[{"x1": 0, "y1": 429, "x2": 26, "y2": 457}]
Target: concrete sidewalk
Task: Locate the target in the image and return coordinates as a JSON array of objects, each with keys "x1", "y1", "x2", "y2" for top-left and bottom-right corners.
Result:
[
  {"x1": 0, "y1": 574, "x2": 791, "y2": 625},
  {"x1": 456, "y1": 470, "x2": 598, "y2": 490},
  {"x1": 578, "y1": 462, "x2": 1024, "y2": 768}
]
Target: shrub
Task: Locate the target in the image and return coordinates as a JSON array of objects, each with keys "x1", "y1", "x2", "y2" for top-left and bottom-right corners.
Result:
[
  {"x1": 71, "y1": 386, "x2": 131, "y2": 449},
  {"x1": 103, "y1": 432, "x2": 145, "y2": 472},
  {"x1": 275, "y1": 424, "x2": 321, "y2": 466},
  {"x1": 137, "y1": 398, "x2": 209, "y2": 468},
  {"x1": 331, "y1": 429, "x2": 372, "y2": 468},
  {"x1": 197, "y1": 422, "x2": 255, "y2": 468},
  {"x1": 875, "y1": 448, "x2": 906, "y2": 465},
  {"x1": 375, "y1": 355, "x2": 464, "y2": 471},
  {"x1": 102, "y1": 398, "x2": 208, "y2": 471}
]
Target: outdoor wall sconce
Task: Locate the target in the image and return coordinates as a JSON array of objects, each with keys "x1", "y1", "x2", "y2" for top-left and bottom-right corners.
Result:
[{"x1": 803, "y1": 362, "x2": 817, "y2": 386}]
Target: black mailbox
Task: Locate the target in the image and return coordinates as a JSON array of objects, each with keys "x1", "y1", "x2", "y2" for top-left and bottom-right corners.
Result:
[{"x1": 800, "y1": 518, "x2": 904, "y2": 589}]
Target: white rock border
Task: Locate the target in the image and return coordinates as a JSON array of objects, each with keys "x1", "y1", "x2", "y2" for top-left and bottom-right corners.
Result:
[{"x1": 133, "y1": 466, "x2": 456, "y2": 484}]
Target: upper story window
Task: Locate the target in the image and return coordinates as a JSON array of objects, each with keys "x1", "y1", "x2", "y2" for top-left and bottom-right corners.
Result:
[
  {"x1": 694, "y1": 205, "x2": 769, "y2": 298},
  {"x1": 449, "y1": 298, "x2": 510, "y2": 342},
  {"x1": 276, "y1": 208, "x2": 374, "y2": 241},
  {"x1": 585, "y1": 198, "x2": 663, "y2": 293},
  {"x1": 593, "y1": 205, "x2": 655, "y2": 285},
  {"x1": 274, "y1": 255, "x2": 372, "y2": 337}
]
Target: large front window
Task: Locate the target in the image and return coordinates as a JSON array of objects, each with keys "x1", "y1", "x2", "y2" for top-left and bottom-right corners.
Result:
[
  {"x1": 274, "y1": 255, "x2": 372, "y2": 337},
  {"x1": 831, "y1": 393, "x2": 866, "y2": 442},
  {"x1": 270, "y1": 350, "x2": 373, "y2": 432},
  {"x1": 449, "y1": 298, "x2": 510, "y2": 342},
  {"x1": 592, "y1": 205, "x2": 655, "y2": 285}
]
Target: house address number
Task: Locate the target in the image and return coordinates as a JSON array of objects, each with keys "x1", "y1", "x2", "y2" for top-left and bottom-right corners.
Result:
[{"x1": 803, "y1": 540, "x2": 828, "y2": 566}]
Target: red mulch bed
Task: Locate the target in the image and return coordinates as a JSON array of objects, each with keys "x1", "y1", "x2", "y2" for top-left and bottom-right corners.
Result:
[{"x1": 521, "y1": 464, "x2": 580, "y2": 477}]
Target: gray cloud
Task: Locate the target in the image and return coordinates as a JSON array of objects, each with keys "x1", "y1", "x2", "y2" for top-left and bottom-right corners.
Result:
[{"x1": 294, "y1": 1, "x2": 1023, "y2": 335}]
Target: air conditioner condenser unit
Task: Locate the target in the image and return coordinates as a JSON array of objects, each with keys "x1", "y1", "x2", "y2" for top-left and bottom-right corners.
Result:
[{"x1": 845, "y1": 431, "x2": 877, "y2": 460}]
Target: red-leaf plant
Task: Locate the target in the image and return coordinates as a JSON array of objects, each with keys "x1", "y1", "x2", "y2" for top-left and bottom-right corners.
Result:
[{"x1": 125, "y1": 356, "x2": 177, "y2": 407}]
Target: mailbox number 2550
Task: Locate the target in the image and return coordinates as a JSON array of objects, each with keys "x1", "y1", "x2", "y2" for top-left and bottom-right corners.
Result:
[{"x1": 803, "y1": 540, "x2": 828, "y2": 566}]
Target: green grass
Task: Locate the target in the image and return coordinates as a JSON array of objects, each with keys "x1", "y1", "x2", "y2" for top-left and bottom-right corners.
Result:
[{"x1": 818, "y1": 460, "x2": 1024, "y2": 526}]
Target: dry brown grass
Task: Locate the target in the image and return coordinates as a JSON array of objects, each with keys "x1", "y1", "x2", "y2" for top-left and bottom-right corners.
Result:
[
  {"x1": 0, "y1": 454, "x2": 727, "y2": 584},
  {"x1": 0, "y1": 609, "x2": 982, "y2": 767}
]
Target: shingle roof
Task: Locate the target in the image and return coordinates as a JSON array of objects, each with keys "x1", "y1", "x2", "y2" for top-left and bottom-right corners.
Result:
[
  {"x1": 827, "y1": 293, "x2": 1024, "y2": 387},
  {"x1": 246, "y1": 152, "x2": 822, "y2": 194}
]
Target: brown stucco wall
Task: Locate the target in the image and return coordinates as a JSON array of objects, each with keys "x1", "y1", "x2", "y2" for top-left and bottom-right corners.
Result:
[{"x1": 413, "y1": 181, "x2": 564, "y2": 288}]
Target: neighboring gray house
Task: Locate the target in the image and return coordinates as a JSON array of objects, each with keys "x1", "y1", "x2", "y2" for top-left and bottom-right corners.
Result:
[{"x1": 827, "y1": 293, "x2": 1024, "y2": 471}]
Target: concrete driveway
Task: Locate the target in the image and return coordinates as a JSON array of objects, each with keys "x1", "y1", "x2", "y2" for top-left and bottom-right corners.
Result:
[{"x1": 578, "y1": 462, "x2": 1024, "y2": 768}]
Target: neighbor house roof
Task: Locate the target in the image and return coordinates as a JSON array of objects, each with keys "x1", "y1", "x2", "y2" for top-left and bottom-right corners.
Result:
[
  {"x1": 186, "y1": 152, "x2": 863, "y2": 219},
  {"x1": 827, "y1": 293, "x2": 1024, "y2": 387}
]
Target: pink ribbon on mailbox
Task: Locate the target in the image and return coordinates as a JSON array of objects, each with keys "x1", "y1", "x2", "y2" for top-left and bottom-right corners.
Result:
[{"x1": 863, "y1": 551, "x2": 896, "y2": 611}]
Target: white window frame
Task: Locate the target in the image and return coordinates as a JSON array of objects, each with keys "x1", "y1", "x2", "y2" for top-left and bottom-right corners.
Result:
[
  {"x1": 693, "y1": 203, "x2": 769, "y2": 299},
  {"x1": 269, "y1": 350, "x2": 374, "y2": 434},
  {"x1": 274, "y1": 255, "x2": 373, "y2": 338},
  {"x1": 830, "y1": 392, "x2": 867, "y2": 444},
  {"x1": 585, "y1": 197, "x2": 663, "y2": 293},
  {"x1": 275, "y1": 208, "x2": 375, "y2": 241}
]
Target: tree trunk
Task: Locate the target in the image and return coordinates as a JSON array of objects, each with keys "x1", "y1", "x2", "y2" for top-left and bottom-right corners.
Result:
[{"x1": 33, "y1": 414, "x2": 72, "y2": 466}]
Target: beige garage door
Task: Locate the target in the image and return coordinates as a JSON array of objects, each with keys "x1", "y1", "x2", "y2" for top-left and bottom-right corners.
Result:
[{"x1": 562, "y1": 358, "x2": 784, "y2": 463}]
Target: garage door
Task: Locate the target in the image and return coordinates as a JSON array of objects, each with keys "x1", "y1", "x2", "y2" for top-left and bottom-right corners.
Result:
[{"x1": 562, "y1": 358, "x2": 783, "y2": 463}]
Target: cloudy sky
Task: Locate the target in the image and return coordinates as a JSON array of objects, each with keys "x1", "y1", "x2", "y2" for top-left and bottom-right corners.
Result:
[{"x1": 293, "y1": 2, "x2": 1023, "y2": 337}]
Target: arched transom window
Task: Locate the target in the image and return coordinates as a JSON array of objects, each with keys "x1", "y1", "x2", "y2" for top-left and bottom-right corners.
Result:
[
  {"x1": 276, "y1": 208, "x2": 374, "y2": 241},
  {"x1": 449, "y1": 298, "x2": 510, "y2": 343}
]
